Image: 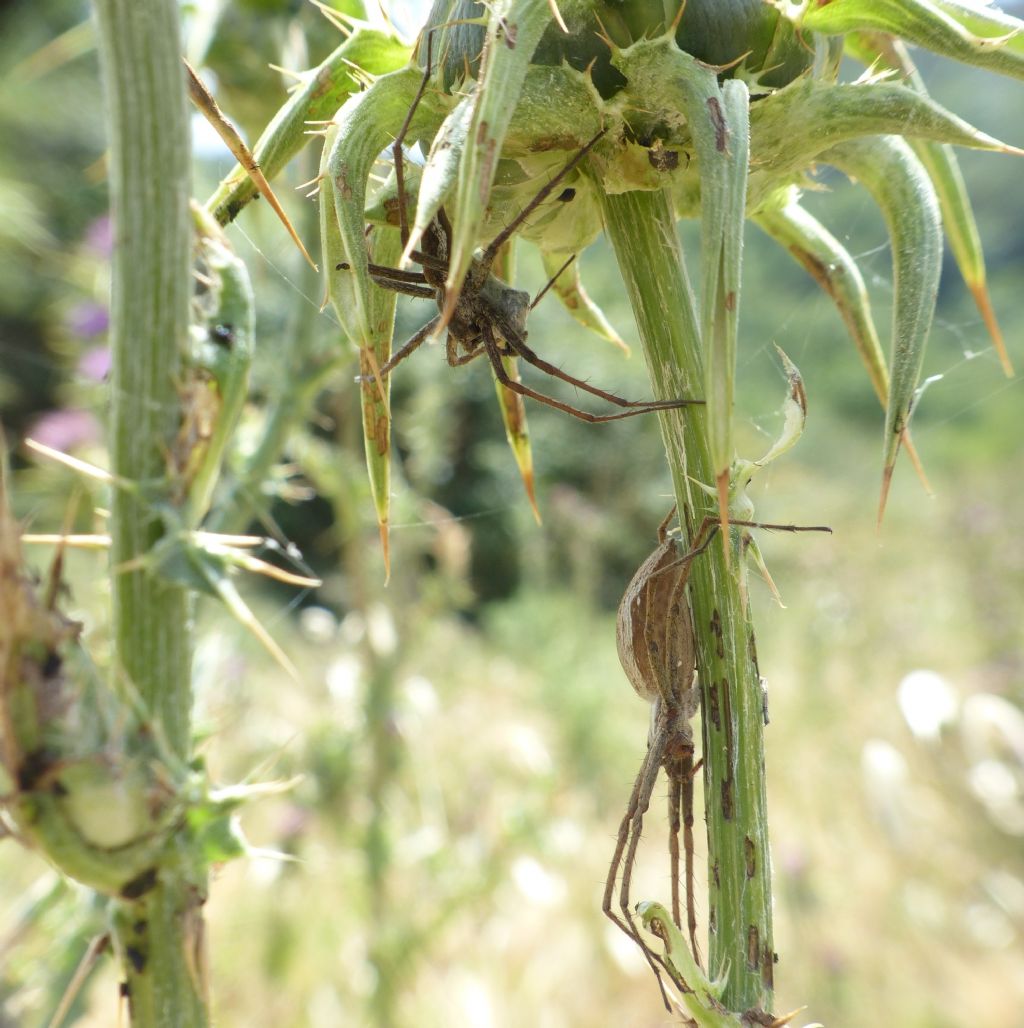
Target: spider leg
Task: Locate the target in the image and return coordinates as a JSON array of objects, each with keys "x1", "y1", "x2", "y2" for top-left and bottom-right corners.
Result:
[
  {"x1": 683, "y1": 753, "x2": 703, "y2": 969},
  {"x1": 668, "y1": 744, "x2": 702, "y2": 967},
  {"x1": 678, "y1": 516, "x2": 832, "y2": 567},
  {"x1": 445, "y1": 331, "x2": 482, "y2": 368},
  {"x1": 367, "y1": 263, "x2": 436, "y2": 300},
  {"x1": 668, "y1": 771, "x2": 683, "y2": 931},
  {"x1": 367, "y1": 263, "x2": 428, "y2": 286},
  {"x1": 604, "y1": 725, "x2": 673, "y2": 1011},
  {"x1": 483, "y1": 325, "x2": 685, "y2": 423},
  {"x1": 500, "y1": 329, "x2": 701, "y2": 415},
  {"x1": 447, "y1": 337, "x2": 485, "y2": 367},
  {"x1": 391, "y1": 31, "x2": 438, "y2": 249},
  {"x1": 362, "y1": 315, "x2": 442, "y2": 380},
  {"x1": 477, "y1": 130, "x2": 607, "y2": 279},
  {"x1": 530, "y1": 253, "x2": 575, "y2": 310}
]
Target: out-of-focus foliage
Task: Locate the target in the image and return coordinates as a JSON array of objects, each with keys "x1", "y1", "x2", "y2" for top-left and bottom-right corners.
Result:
[{"x1": 1, "y1": 0, "x2": 1022, "y2": 1025}]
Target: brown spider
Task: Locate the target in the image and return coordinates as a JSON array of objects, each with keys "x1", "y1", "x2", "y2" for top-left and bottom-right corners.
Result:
[
  {"x1": 608, "y1": 510, "x2": 830, "y2": 1007},
  {"x1": 360, "y1": 43, "x2": 703, "y2": 423}
]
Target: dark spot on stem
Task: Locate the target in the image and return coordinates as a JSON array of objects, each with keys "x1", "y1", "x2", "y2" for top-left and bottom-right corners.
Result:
[
  {"x1": 42, "y1": 649, "x2": 62, "y2": 677},
  {"x1": 710, "y1": 609, "x2": 724, "y2": 658},
  {"x1": 120, "y1": 867, "x2": 158, "y2": 900},
  {"x1": 721, "y1": 778, "x2": 734, "y2": 820},
  {"x1": 744, "y1": 836, "x2": 756, "y2": 878},
  {"x1": 209, "y1": 324, "x2": 234, "y2": 347},
  {"x1": 721, "y1": 676, "x2": 734, "y2": 759},
  {"x1": 336, "y1": 262, "x2": 350, "y2": 271},
  {"x1": 746, "y1": 925, "x2": 760, "y2": 971},
  {"x1": 223, "y1": 199, "x2": 245, "y2": 222},
  {"x1": 762, "y1": 945, "x2": 776, "y2": 989},
  {"x1": 125, "y1": 945, "x2": 146, "y2": 974},
  {"x1": 556, "y1": 187, "x2": 576, "y2": 202},
  {"x1": 707, "y1": 96, "x2": 728, "y2": 152},
  {"x1": 708, "y1": 679, "x2": 721, "y2": 730}
]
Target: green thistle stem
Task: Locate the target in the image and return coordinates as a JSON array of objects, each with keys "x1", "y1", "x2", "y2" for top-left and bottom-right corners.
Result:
[
  {"x1": 92, "y1": 0, "x2": 206, "y2": 1022},
  {"x1": 600, "y1": 187, "x2": 774, "y2": 1014}
]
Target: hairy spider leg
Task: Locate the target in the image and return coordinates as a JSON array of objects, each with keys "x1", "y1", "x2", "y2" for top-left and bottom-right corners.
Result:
[
  {"x1": 474, "y1": 130, "x2": 608, "y2": 284},
  {"x1": 446, "y1": 335, "x2": 485, "y2": 367},
  {"x1": 500, "y1": 324, "x2": 702, "y2": 413},
  {"x1": 668, "y1": 749, "x2": 703, "y2": 968},
  {"x1": 530, "y1": 253, "x2": 576, "y2": 310},
  {"x1": 391, "y1": 30, "x2": 439, "y2": 249},
  {"x1": 668, "y1": 516, "x2": 834, "y2": 574},
  {"x1": 367, "y1": 263, "x2": 435, "y2": 300},
  {"x1": 603, "y1": 724, "x2": 675, "y2": 1010},
  {"x1": 371, "y1": 315, "x2": 442, "y2": 378},
  {"x1": 482, "y1": 325, "x2": 690, "y2": 423}
]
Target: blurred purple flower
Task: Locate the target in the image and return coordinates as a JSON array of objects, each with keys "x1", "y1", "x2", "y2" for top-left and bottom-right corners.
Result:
[
  {"x1": 83, "y1": 214, "x2": 113, "y2": 257},
  {"x1": 67, "y1": 302, "x2": 109, "y2": 339},
  {"x1": 78, "y1": 345, "x2": 111, "y2": 381},
  {"x1": 28, "y1": 408, "x2": 101, "y2": 451}
]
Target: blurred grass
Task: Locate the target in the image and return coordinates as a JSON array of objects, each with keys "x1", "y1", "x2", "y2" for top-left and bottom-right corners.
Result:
[{"x1": 2, "y1": 2, "x2": 1023, "y2": 1025}]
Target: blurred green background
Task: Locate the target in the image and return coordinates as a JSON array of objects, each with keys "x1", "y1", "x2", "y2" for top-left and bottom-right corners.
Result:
[{"x1": 1, "y1": 1, "x2": 1023, "y2": 1025}]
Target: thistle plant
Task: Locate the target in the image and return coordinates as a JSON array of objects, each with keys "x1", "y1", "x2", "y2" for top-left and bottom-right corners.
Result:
[
  {"x1": 200, "y1": 0, "x2": 1024, "y2": 1018},
  {"x1": 4, "y1": 0, "x2": 1020, "y2": 1024},
  {"x1": 210, "y1": 0, "x2": 1019, "y2": 1018}
]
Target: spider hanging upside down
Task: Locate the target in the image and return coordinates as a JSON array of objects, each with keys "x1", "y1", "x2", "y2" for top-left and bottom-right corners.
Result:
[{"x1": 357, "y1": 45, "x2": 703, "y2": 424}]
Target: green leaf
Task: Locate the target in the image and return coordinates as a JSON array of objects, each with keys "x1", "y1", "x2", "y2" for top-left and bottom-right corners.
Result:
[
  {"x1": 755, "y1": 192, "x2": 888, "y2": 404},
  {"x1": 444, "y1": 0, "x2": 554, "y2": 307},
  {"x1": 748, "y1": 77, "x2": 1020, "y2": 196},
  {"x1": 323, "y1": 65, "x2": 445, "y2": 348},
  {"x1": 754, "y1": 191, "x2": 933, "y2": 493},
  {"x1": 823, "y1": 137, "x2": 942, "y2": 520},
  {"x1": 539, "y1": 250, "x2": 628, "y2": 352},
  {"x1": 635, "y1": 900, "x2": 734, "y2": 1025},
  {"x1": 799, "y1": 0, "x2": 1024, "y2": 81},
  {"x1": 846, "y1": 32, "x2": 1013, "y2": 375},
  {"x1": 182, "y1": 205, "x2": 255, "y2": 528},
  {"x1": 362, "y1": 224, "x2": 403, "y2": 576},
  {"x1": 207, "y1": 28, "x2": 412, "y2": 224},
  {"x1": 403, "y1": 92, "x2": 474, "y2": 263}
]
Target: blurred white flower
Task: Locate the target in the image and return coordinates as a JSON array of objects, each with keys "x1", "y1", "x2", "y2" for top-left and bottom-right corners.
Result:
[
  {"x1": 326, "y1": 654, "x2": 364, "y2": 731},
  {"x1": 455, "y1": 975, "x2": 495, "y2": 1028},
  {"x1": 366, "y1": 603, "x2": 398, "y2": 657},
  {"x1": 964, "y1": 901, "x2": 1016, "y2": 950},
  {"x1": 511, "y1": 856, "x2": 566, "y2": 908},
  {"x1": 299, "y1": 605, "x2": 337, "y2": 643},
  {"x1": 402, "y1": 674, "x2": 440, "y2": 718},
  {"x1": 861, "y1": 739, "x2": 912, "y2": 844},
  {"x1": 897, "y1": 669, "x2": 957, "y2": 740},
  {"x1": 339, "y1": 611, "x2": 366, "y2": 646},
  {"x1": 502, "y1": 724, "x2": 552, "y2": 776},
  {"x1": 961, "y1": 694, "x2": 1024, "y2": 766}
]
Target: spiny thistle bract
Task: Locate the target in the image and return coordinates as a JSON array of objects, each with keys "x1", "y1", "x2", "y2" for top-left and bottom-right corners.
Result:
[{"x1": 302, "y1": 0, "x2": 1023, "y2": 552}]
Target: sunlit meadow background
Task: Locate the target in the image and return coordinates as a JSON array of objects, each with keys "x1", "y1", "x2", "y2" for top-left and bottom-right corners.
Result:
[{"x1": 1, "y1": 1, "x2": 1023, "y2": 1025}]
